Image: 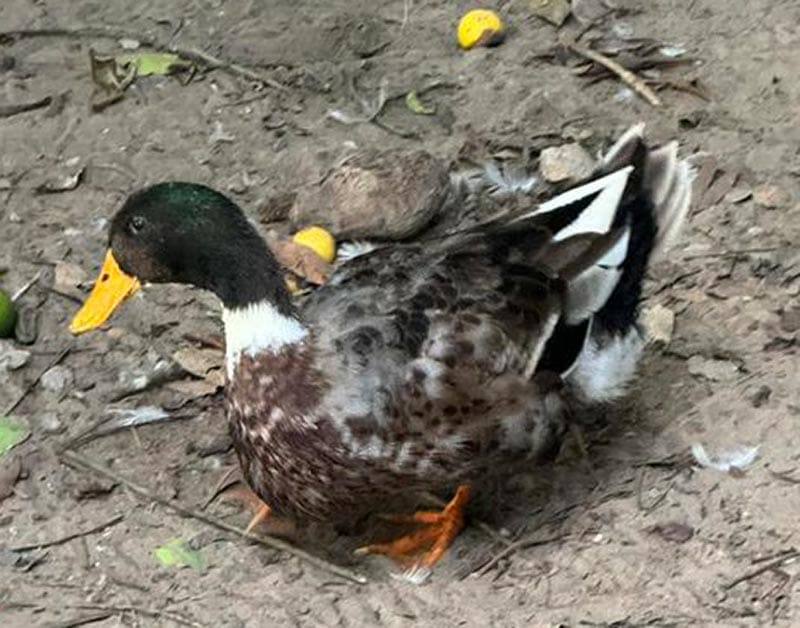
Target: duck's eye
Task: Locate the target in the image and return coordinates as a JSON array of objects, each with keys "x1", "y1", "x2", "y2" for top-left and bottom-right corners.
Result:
[{"x1": 129, "y1": 215, "x2": 146, "y2": 234}]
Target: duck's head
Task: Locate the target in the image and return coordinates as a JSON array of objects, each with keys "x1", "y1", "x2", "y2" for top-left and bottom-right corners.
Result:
[{"x1": 70, "y1": 182, "x2": 293, "y2": 334}]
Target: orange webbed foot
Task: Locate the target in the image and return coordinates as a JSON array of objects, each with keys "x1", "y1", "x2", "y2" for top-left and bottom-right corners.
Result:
[{"x1": 356, "y1": 484, "x2": 471, "y2": 583}]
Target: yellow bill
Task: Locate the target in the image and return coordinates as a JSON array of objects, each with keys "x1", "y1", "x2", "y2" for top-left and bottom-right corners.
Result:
[{"x1": 70, "y1": 250, "x2": 140, "y2": 334}]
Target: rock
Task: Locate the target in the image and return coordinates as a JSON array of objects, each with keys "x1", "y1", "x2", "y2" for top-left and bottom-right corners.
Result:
[
  {"x1": 779, "y1": 305, "x2": 800, "y2": 333},
  {"x1": 287, "y1": 149, "x2": 451, "y2": 240},
  {"x1": 748, "y1": 384, "x2": 771, "y2": 408},
  {"x1": 40, "y1": 365, "x2": 74, "y2": 394},
  {"x1": 38, "y1": 412, "x2": 65, "y2": 434},
  {"x1": 687, "y1": 355, "x2": 741, "y2": 382},
  {"x1": 753, "y1": 184, "x2": 790, "y2": 209},
  {"x1": 642, "y1": 304, "x2": 675, "y2": 347},
  {"x1": 645, "y1": 521, "x2": 694, "y2": 544},
  {"x1": 13, "y1": 305, "x2": 38, "y2": 345},
  {"x1": 54, "y1": 261, "x2": 88, "y2": 295},
  {"x1": 539, "y1": 143, "x2": 595, "y2": 183},
  {"x1": 0, "y1": 341, "x2": 31, "y2": 370}
]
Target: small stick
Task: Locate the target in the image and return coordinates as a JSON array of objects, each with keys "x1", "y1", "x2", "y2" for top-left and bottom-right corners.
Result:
[
  {"x1": 3, "y1": 345, "x2": 72, "y2": 416},
  {"x1": 11, "y1": 270, "x2": 43, "y2": 302},
  {"x1": 0, "y1": 96, "x2": 53, "y2": 118},
  {"x1": 11, "y1": 514, "x2": 124, "y2": 552},
  {"x1": 723, "y1": 550, "x2": 800, "y2": 590},
  {"x1": 0, "y1": 27, "x2": 289, "y2": 92},
  {"x1": 59, "y1": 449, "x2": 368, "y2": 584},
  {"x1": 65, "y1": 605, "x2": 203, "y2": 628},
  {"x1": 475, "y1": 533, "x2": 567, "y2": 577},
  {"x1": 44, "y1": 611, "x2": 114, "y2": 628},
  {"x1": 564, "y1": 39, "x2": 662, "y2": 107}
]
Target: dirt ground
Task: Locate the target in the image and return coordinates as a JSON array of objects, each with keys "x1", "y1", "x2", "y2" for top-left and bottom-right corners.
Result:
[{"x1": 1, "y1": 0, "x2": 799, "y2": 626}]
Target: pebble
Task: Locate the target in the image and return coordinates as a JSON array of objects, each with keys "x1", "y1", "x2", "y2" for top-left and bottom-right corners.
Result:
[
  {"x1": 748, "y1": 384, "x2": 772, "y2": 408},
  {"x1": 779, "y1": 305, "x2": 800, "y2": 333},
  {"x1": 753, "y1": 184, "x2": 790, "y2": 209},
  {"x1": 687, "y1": 355, "x2": 741, "y2": 382},
  {"x1": 0, "y1": 341, "x2": 31, "y2": 371},
  {"x1": 40, "y1": 365, "x2": 74, "y2": 394},
  {"x1": 539, "y1": 143, "x2": 595, "y2": 183},
  {"x1": 38, "y1": 412, "x2": 65, "y2": 434}
]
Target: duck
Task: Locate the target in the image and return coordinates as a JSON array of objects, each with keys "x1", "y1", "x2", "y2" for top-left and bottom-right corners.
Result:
[{"x1": 70, "y1": 123, "x2": 692, "y2": 582}]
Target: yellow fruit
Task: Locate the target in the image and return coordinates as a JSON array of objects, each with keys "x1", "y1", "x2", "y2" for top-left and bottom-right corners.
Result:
[
  {"x1": 457, "y1": 9, "x2": 505, "y2": 50},
  {"x1": 292, "y1": 226, "x2": 336, "y2": 263},
  {"x1": 0, "y1": 288, "x2": 16, "y2": 338}
]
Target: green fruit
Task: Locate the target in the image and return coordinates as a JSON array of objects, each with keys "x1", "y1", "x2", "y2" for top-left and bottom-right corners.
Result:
[{"x1": 0, "y1": 289, "x2": 16, "y2": 338}]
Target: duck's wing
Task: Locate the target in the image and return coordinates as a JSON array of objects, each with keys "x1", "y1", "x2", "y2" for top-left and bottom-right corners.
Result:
[
  {"x1": 302, "y1": 124, "x2": 690, "y2": 433},
  {"x1": 301, "y1": 159, "x2": 632, "y2": 423}
]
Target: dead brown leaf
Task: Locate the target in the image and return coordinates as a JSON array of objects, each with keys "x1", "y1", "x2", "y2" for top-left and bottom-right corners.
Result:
[
  {"x1": 266, "y1": 232, "x2": 332, "y2": 285},
  {"x1": 646, "y1": 521, "x2": 694, "y2": 544}
]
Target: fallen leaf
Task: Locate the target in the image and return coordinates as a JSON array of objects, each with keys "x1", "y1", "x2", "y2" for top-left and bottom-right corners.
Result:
[
  {"x1": 686, "y1": 355, "x2": 740, "y2": 382},
  {"x1": 0, "y1": 416, "x2": 30, "y2": 458},
  {"x1": 571, "y1": 0, "x2": 615, "y2": 26},
  {"x1": 153, "y1": 538, "x2": 207, "y2": 568},
  {"x1": 529, "y1": 0, "x2": 572, "y2": 26},
  {"x1": 89, "y1": 48, "x2": 136, "y2": 111},
  {"x1": 116, "y1": 51, "x2": 193, "y2": 77},
  {"x1": 646, "y1": 521, "x2": 694, "y2": 544},
  {"x1": 691, "y1": 443, "x2": 759, "y2": 472},
  {"x1": 266, "y1": 233, "x2": 332, "y2": 285},
  {"x1": 405, "y1": 91, "x2": 436, "y2": 115},
  {"x1": 88, "y1": 48, "x2": 193, "y2": 111},
  {"x1": 35, "y1": 166, "x2": 84, "y2": 194}
]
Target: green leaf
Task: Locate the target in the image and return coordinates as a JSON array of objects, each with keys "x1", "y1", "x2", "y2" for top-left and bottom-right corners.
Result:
[
  {"x1": 0, "y1": 416, "x2": 30, "y2": 458},
  {"x1": 153, "y1": 538, "x2": 207, "y2": 568},
  {"x1": 405, "y1": 91, "x2": 436, "y2": 115},
  {"x1": 117, "y1": 52, "x2": 193, "y2": 77}
]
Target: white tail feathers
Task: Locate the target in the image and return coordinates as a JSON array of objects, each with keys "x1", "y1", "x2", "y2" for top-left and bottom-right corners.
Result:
[
  {"x1": 648, "y1": 154, "x2": 692, "y2": 259},
  {"x1": 604, "y1": 123, "x2": 692, "y2": 260},
  {"x1": 563, "y1": 228, "x2": 630, "y2": 324}
]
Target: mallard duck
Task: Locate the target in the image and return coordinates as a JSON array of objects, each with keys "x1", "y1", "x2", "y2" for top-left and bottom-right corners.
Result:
[{"x1": 70, "y1": 124, "x2": 691, "y2": 581}]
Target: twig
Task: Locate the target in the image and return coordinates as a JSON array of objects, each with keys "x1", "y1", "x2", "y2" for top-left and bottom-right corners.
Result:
[
  {"x1": 475, "y1": 533, "x2": 567, "y2": 577},
  {"x1": 3, "y1": 345, "x2": 72, "y2": 415},
  {"x1": 11, "y1": 270, "x2": 43, "y2": 302},
  {"x1": 59, "y1": 449, "x2": 368, "y2": 584},
  {"x1": 564, "y1": 39, "x2": 662, "y2": 107},
  {"x1": 0, "y1": 96, "x2": 52, "y2": 118},
  {"x1": 682, "y1": 246, "x2": 780, "y2": 261},
  {"x1": 11, "y1": 514, "x2": 123, "y2": 552},
  {"x1": 45, "y1": 612, "x2": 113, "y2": 628},
  {"x1": 0, "y1": 27, "x2": 288, "y2": 92},
  {"x1": 176, "y1": 46, "x2": 288, "y2": 93},
  {"x1": 723, "y1": 550, "x2": 800, "y2": 590},
  {"x1": 66, "y1": 605, "x2": 203, "y2": 628}
]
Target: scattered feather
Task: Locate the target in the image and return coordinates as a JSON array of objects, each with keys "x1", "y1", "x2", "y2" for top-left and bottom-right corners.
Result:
[
  {"x1": 691, "y1": 443, "x2": 759, "y2": 472},
  {"x1": 337, "y1": 241, "x2": 380, "y2": 262}
]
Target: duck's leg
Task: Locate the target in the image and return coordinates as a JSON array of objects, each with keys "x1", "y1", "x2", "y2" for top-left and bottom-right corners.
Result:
[
  {"x1": 356, "y1": 484, "x2": 471, "y2": 581},
  {"x1": 218, "y1": 483, "x2": 273, "y2": 532}
]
